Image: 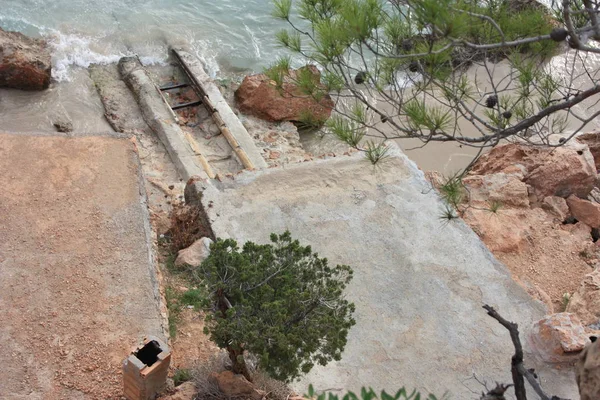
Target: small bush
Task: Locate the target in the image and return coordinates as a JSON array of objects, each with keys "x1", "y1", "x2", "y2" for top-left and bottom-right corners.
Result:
[
  {"x1": 166, "y1": 287, "x2": 181, "y2": 338},
  {"x1": 307, "y1": 385, "x2": 447, "y2": 400},
  {"x1": 365, "y1": 141, "x2": 390, "y2": 165},
  {"x1": 173, "y1": 368, "x2": 192, "y2": 386},
  {"x1": 253, "y1": 370, "x2": 293, "y2": 400},
  {"x1": 179, "y1": 288, "x2": 207, "y2": 310},
  {"x1": 169, "y1": 204, "x2": 214, "y2": 252},
  {"x1": 296, "y1": 109, "x2": 327, "y2": 131},
  {"x1": 190, "y1": 354, "x2": 294, "y2": 400},
  {"x1": 192, "y1": 353, "x2": 230, "y2": 400},
  {"x1": 166, "y1": 287, "x2": 209, "y2": 338},
  {"x1": 439, "y1": 176, "x2": 465, "y2": 208}
]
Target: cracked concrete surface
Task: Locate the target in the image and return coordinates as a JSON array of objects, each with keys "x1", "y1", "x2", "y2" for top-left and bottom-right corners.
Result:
[{"x1": 198, "y1": 144, "x2": 579, "y2": 399}]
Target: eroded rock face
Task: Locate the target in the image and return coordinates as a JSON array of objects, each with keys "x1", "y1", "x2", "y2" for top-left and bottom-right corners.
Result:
[
  {"x1": 0, "y1": 28, "x2": 51, "y2": 90},
  {"x1": 568, "y1": 270, "x2": 600, "y2": 326},
  {"x1": 529, "y1": 312, "x2": 590, "y2": 363},
  {"x1": 568, "y1": 195, "x2": 600, "y2": 229},
  {"x1": 175, "y1": 237, "x2": 213, "y2": 267},
  {"x1": 470, "y1": 143, "x2": 597, "y2": 199},
  {"x1": 542, "y1": 196, "x2": 570, "y2": 221},
  {"x1": 462, "y1": 173, "x2": 530, "y2": 208},
  {"x1": 577, "y1": 340, "x2": 600, "y2": 400},
  {"x1": 209, "y1": 371, "x2": 266, "y2": 400},
  {"x1": 461, "y1": 208, "x2": 540, "y2": 253},
  {"x1": 235, "y1": 66, "x2": 334, "y2": 123}
]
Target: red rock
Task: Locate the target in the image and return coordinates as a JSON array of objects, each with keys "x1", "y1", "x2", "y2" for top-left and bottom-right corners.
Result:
[
  {"x1": 175, "y1": 237, "x2": 213, "y2": 267},
  {"x1": 461, "y1": 208, "x2": 534, "y2": 253},
  {"x1": 162, "y1": 381, "x2": 197, "y2": 400},
  {"x1": 542, "y1": 196, "x2": 570, "y2": 221},
  {"x1": 424, "y1": 171, "x2": 444, "y2": 190},
  {"x1": 577, "y1": 132, "x2": 600, "y2": 171},
  {"x1": 470, "y1": 143, "x2": 597, "y2": 199},
  {"x1": 567, "y1": 195, "x2": 600, "y2": 228},
  {"x1": 235, "y1": 66, "x2": 334, "y2": 123},
  {"x1": 209, "y1": 371, "x2": 266, "y2": 400},
  {"x1": 568, "y1": 269, "x2": 600, "y2": 325},
  {"x1": 577, "y1": 340, "x2": 600, "y2": 400},
  {"x1": 462, "y1": 173, "x2": 529, "y2": 208},
  {"x1": 529, "y1": 313, "x2": 590, "y2": 363},
  {"x1": 0, "y1": 27, "x2": 51, "y2": 90}
]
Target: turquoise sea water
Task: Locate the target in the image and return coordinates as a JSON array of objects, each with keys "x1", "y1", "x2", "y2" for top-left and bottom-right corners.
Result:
[{"x1": 1, "y1": 0, "x2": 289, "y2": 80}]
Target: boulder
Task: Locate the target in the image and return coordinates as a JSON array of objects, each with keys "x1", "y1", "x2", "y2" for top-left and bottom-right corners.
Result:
[
  {"x1": 209, "y1": 371, "x2": 266, "y2": 400},
  {"x1": 578, "y1": 132, "x2": 600, "y2": 171},
  {"x1": 235, "y1": 66, "x2": 334, "y2": 123},
  {"x1": 577, "y1": 340, "x2": 600, "y2": 400},
  {"x1": 462, "y1": 173, "x2": 530, "y2": 208},
  {"x1": 175, "y1": 237, "x2": 213, "y2": 267},
  {"x1": 542, "y1": 196, "x2": 570, "y2": 221},
  {"x1": 529, "y1": 313, "x2": 590, "y2": 363},
  {"x1": 568, "y1": 269, "x2": 600, "y2": 326},
  {"x1": 0, "y1": 27, "x2": 51, "y2": 90},
  {"x1": 470, "y1": 143, "x2": 597, "y2": 199},
  {"x1": 568, "y1": 195, "x2": 600, "y2": 229},
  {"x1": 162, "y1": 381, "x2": 197, "y2": 400}
]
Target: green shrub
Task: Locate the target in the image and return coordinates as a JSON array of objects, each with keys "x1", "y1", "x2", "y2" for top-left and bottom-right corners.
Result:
[{"x1": 195, "y1": 232, "x2": 356, "y2": 382}]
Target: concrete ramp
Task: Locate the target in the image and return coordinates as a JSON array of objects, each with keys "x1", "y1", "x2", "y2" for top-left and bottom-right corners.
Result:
[
  {"x1": 0, "y1": 133, "x2": 165, "y2": 399},
  {"x1": 198, "y1": 145, "x2": 578, "y2": 399}
]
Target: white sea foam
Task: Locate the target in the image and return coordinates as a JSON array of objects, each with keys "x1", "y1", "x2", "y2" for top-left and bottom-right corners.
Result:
[
  {"x1": 46, "y1": 31, "x2": 126, "y2": 82},
  {"x1": 3, "y1": 0, "x2": 288, "y2": 81}
]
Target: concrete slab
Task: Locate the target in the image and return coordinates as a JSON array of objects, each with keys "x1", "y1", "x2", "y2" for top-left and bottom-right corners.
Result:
[
  {"x1": 198, "y1": 145, "x2": 579, "y2": 399},
  {"x1": 0, "y1": 133, "x2": 166, "y2": 399}
]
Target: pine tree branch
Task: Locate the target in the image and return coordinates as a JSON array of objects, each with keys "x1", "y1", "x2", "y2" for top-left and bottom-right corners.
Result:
[
  {"x1": 483, "y1": 305, "x2": 527, "y2": 400},
  {"x1": 482, "y1": 305, "x2": 571, "y2": 400}
]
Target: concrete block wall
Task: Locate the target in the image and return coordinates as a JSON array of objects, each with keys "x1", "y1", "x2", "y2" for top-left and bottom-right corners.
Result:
[{"x1": 123, "y1": 336, "x2": 171, "y2": 400}]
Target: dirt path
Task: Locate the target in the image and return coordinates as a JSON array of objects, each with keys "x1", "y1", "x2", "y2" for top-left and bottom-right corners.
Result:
[{"x1": 0, "y1": 133, "x2": 166, "y2": 399}]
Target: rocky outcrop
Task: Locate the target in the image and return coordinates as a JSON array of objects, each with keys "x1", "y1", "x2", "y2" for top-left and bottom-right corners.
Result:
[
  {"x1": 462, "y1": 173, "x2": 529, "y2": 208},
  {"x1": 529, "y1": 313, "x2": 590, "y2": 363},
  {"x1": 577, "y1": 340, "x2": 600, "y2": 400},
  {"x1": 0, "y1": 28, "x2": 51, "y2": 90},
  {"x1": 568, "y1": 270, "x2": 600, "y2": 326},
  {"x1": 567, "y1": 195, "x2": 600, "y2": 228},
  {"x1": 175, "y1": 237, "x2": 213, "y2": 267},
  {"x1": 470, "y1": 143, "x2": 597, "y2": 199},
  {"x1": 462, "y1": 208, "x2": 536, "y2": 253},
  {"x1": 235, "y1": 66, "x2": 334, "y2": 123},
  {"x1": 457, "y1": 142, "x2": 600, "y2": 311},
  {"x1": 209, "y1": 371, "x2": 266, "y2": 400}
]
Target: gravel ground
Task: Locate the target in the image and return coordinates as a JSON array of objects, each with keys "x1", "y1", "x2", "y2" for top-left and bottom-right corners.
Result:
[{"x1": 0, "y1": 133, "x2": 165, "y2": 399}]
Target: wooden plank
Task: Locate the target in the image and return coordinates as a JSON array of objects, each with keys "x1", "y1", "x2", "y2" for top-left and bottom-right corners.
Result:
[
  {"x1": 183, "y1": 132, "x2": 216, "y2": 179},
  {"x1": 171, "y1": 49, "x2": 267, "y2": 170}
]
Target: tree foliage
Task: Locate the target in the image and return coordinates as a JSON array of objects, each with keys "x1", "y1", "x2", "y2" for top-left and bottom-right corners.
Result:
[
  {"x1": 271, "y1": 0, "x2": 600, "y2": 159},
  {"x1": 195, "y1": 232, "x2": 356, "y2": 382},
  {"x1": 306, "y1": 385, "x2": 448, "y2": 400}
]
